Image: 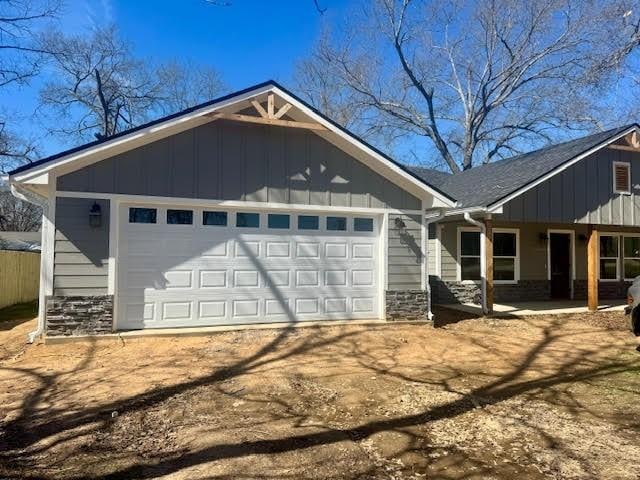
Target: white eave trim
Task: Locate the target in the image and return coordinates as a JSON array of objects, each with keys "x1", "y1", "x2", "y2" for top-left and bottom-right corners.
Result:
[
  {"x1": 9, "y1": 83, "x2": 456, "y2": 208},
  {"x1": 487, "y1": 125, "x2": 640, "y2": 213}
]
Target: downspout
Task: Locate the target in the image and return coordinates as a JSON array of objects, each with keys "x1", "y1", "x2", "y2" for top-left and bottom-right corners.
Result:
[
  {"x1": 10, "y1": 183, "x2": 49, "y2": 343},
  {"x1": 463, "y1": 212, "x2": 488, "y2": 315},
  {"x1": 424, "y1": 208, "x2": 446, "y2": 320}
]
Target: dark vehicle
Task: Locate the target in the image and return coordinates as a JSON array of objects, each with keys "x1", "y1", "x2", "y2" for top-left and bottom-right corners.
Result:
[{"x1": 625, "y1": 277, "x2": 640, "y2": 336}]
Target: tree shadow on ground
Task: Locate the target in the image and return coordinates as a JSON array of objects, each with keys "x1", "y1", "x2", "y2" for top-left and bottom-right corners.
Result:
[{"x1": 0, "y1": 317, "x2": 639, "y2": 479}]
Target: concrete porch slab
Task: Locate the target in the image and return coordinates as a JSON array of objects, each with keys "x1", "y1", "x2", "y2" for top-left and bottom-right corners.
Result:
[{"x1": 441, "y1": 300, "x2": 627, "y2": 317}]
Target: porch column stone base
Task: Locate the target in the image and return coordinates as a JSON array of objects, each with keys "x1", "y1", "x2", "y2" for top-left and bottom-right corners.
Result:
[
  {"x1": 385, "y1": 290, "x2": 431, "y2": 321},
  {"x1": 46, "y1": 295, "x2": 114, "y2": 336}
]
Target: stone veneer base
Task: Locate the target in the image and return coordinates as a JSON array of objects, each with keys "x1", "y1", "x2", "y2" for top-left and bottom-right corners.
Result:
[
  {"x1": 432, "y1": 277, "x2": 629, "y2": 305},
  {"x1": 46, "y1": 295, "x2": 114, "y2": 336},
  {"x1": 385, "y1": 290, "x2": 431, "y2": 321}
]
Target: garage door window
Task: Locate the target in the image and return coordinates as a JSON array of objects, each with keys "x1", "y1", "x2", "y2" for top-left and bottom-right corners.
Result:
[
  {"x1": 327, "y1": 216, "x2": 347, "y2": 231},
  {"x1": 268, "y1": 214, "x2": 290, "y2": 229},
  {"x1": 354, "y1": 218, "x2": 374, "y2": 232},
  {"x1": 203, "y1": 211, "x2": 227, "y2": 226},
  {"x1": 129, "y1": 207, "x2": 157, "y2": 224},
  {"x1": 167, "y1": 209, "x2": 193, "y2": 225},
  {"x1": 298, "y1": 215, "x2": 319, "y2": 230},
  {"x1": 236, "y1": 212, "x2": 259, "y2": 228}
]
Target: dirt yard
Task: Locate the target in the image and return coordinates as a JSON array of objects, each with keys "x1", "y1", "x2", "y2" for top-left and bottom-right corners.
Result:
[{"x1": 0, "y1": 307, "x2": 639, "y2": 479}]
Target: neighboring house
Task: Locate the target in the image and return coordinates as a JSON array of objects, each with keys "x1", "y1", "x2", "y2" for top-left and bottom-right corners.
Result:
[
  {"x1": 410, "y1": 124, "x2": 640, "y2": 314},
  {"x1": 8, "y1": 81, "x2": 454, "y2": 339}
]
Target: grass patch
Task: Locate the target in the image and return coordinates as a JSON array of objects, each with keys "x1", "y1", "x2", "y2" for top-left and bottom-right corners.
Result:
[{"x1": 0, "y1": 301, "x2": 38, "y2": 323}]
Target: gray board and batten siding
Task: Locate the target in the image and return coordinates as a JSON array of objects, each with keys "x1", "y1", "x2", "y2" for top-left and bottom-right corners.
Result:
[
  {"x1": 56, "y1": 120, "x2": 421, "y2": 211},
  {"x1": 502, "y1": 148, "x2": 640, "y2": 226},
  {"x1": 54, "y1": 197, "x2": 110, "y2": 296},
  {"x1": 54, "y1": 120, "x2": 426, "y2": 293}
]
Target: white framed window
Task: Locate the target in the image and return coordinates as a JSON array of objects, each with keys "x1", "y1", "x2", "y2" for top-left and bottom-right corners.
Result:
[
  {"x1": 457, "y1": 227, "x2": 481, "y2": 282},
  {"x1": 493, "y1": 228, "x2": 520, "y2": 284},
  {"x1": 599, "y1": 234, "x2": 619, "y2": 281},
  {"x1": 457, "y1": 227, "x2": 520, "y2": 283},
  {"x1": 623, "y1": 235, "x2": 640, "y2": 280},
  {"x1": 613, "y1": 161, "x2": 631, "y2": 194}
]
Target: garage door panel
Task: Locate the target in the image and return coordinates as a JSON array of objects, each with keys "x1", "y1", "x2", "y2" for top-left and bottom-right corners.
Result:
[
  {"x1": 199, "y1": 270, "x2": 227, "y2": 288},
  {"x1": 118, "y1": 205, "x2": 380, "y2": 329},
  {"x1": 265, "y1": 241, "x2": 291, "y2": 257},
  {"x1": 235, "y1": 240, "x2": 260, "y2": 257},
  {"x1": 232, "y1": 299, "x2": 260, "y2": 317},
  {"x1": 233, "y1": 270, "x2": 260, "y2": 287},
  {"x1": 162, "y1": 301, "x2": 192, "y2": 321},
  {"x1": 325, "y1": 242, "x2": 347, "y2": 258},
  {"x1": 164, "y1": 270, "x2": 193, "y2": 289},
  {"x1": 265, "y1": 298, "x2": 291, "y2": 316}
]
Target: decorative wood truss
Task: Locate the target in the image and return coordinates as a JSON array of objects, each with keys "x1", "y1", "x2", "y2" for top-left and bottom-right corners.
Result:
[
  {"x1": 608, "y1": 131, "x2": 640, "y2": 151},
  {"x1": 206, "y1": 93, "x2": 326, "y2": 131}
]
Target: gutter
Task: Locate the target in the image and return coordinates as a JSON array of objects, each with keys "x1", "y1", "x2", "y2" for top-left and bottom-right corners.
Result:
[
  {"x1": 10, "y1": 183, "x2": 49, "y2": 343},
  {"x1": 463, "y1": 212, "x2": 488, "y2": 315},
  {"x1": 424, "y1": 208, "x2": 446, "y2": 320}
]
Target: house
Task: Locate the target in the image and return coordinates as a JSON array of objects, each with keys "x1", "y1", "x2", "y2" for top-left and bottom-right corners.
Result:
[
  {"x1": 409, "y1": 124, "x2": 640, "y2": 314},
  {"x1": 9, "y1": 80, "x2": 639, "y2": 340},
  {"x1": 8, "y1": 81, "x2": 454, "y2": 340}
]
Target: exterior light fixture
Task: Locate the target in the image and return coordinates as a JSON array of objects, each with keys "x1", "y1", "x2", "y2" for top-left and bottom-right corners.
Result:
[
  {"x1": 89, "y1": 202, "x2": 102, "y2": 228},
  {"x1": 394, "y1": 217, "x2": 406, "y2": 231}
]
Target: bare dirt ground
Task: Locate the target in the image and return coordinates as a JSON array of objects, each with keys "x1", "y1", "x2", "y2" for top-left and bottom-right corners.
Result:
[{"x1": 0, "y1": 307, "x2": 639, "y2": 480}]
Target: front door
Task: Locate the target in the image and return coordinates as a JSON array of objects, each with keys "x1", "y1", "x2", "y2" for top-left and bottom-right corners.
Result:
[{"x1": 549, "y1": 233, "x2": 571, "y2": 299}]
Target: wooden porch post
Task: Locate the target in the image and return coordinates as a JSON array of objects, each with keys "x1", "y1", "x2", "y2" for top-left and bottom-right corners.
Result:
[
  {"x1": 484, "y1": 217, "x2": 494, "y2": 315},
  {"x1": 587, "y1": 224, "x2": 598, "y2": 311}
]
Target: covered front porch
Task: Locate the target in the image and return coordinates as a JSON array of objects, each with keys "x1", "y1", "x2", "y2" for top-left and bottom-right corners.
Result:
[{"x1": 429, "y1": 218, "x2": 638, "y2": 315}]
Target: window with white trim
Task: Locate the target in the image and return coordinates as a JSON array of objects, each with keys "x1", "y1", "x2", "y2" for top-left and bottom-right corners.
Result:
[
  {"x1": 613, "y1": 162, "x2": 631, "y2": 194},
  {"x1": 623, "y1": 236, "x2": 640, "y2": 280},
  {"x1": 599, "y1": 234, "x2": 619, "y2": 280},
  {"x1": 459, "y1": 230, "x2": 481, "y2": 281},
  {"x1": 493, "y1": 230, "x2": 519, "y2": 283}
]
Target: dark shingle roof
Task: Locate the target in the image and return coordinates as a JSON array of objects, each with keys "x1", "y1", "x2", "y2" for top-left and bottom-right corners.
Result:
[
  {"x1": 408, "y1": 125, "x2": 638, "y2": 208},
  {"x1": 406, "y1": 167, "x2": 451, "y2": 188}
]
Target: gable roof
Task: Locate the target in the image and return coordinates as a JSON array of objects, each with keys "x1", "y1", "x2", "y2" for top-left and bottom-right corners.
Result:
[
  {"x1": 9, "y1": 80, "x2": 456, "y2": 206},
  {"x1": 408, "y1": 124, "x2": 639, "y2": 209}
]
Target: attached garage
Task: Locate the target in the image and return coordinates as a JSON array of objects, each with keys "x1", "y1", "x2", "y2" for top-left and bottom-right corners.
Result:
[
  {"x1": 9, "y1": 81, "x2": 455, "y2": 339},
  {"x1": 117, "y1": 204, "x2": 381, "y2": 329}
]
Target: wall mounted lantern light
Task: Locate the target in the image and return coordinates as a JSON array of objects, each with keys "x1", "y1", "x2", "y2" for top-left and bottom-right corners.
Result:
[
  {"x1": 89, "y1": 202, "x2": 102, "y2": 228},
  {"x1": 394, "y1": 217, "x2": 406, "y2": 231}
]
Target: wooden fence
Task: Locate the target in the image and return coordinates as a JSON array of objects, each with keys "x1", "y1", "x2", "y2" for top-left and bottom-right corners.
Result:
[{"x1": 0, "y1": 250, "x2": 40, "y2": 310}]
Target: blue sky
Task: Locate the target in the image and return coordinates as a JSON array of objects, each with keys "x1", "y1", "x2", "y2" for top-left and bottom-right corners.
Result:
[{"x1": 1, "y1": 0, "x2": 350, "y2": 157}]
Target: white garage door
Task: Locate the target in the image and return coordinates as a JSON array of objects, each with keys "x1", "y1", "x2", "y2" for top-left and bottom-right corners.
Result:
[{"x1": 117, "y1": 204, "x2": 380, "y2": 329}]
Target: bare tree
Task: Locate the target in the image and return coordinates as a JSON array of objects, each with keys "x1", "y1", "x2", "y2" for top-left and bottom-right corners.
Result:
[
  {"x1": 0, "y1": 118, "x2": 37, "y2": 173},
  {"x1": 297, "y1": 0, "x2": 637, "y2": 173},
  {"x1": 0, "y1": 190, "x2": 40, "y2": 231},
  {"x1": 38, "y1": 25, "x2": 226, "y2": 141},
  {"x1": 156, "y1": 59, "x2": 226, "y2": 113},
  {"x1": 38, "y1": 25, "x2": 161, "y2": 141},
  {"x1": 0, "y1": 0, "x2": 58, "y2": 173},
  {"x1": 0, "y1": 0, "x2": 60, "y2": 88}
]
